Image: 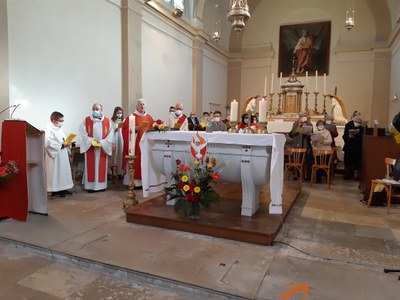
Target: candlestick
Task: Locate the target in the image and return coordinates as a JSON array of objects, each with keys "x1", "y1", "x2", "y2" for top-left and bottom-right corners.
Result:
[
  {"x1": 304, "y1": 92, "x2": 310, "y2": 114},
  {"x1": 259, "y1": 98, "x2": 267, "y2": 122},
  {"x1": 269, "y1": 93, "x2": 274, "y2": 111},
  {"x1": 315, "y1": 70, "x2": 318, "y2": 92},
  {"x1": 313, "y1": 92, "x2": 320, "y2": 114},
  {"x1": 322, "y1": 95, "x2": 327, "y2": 114},
  {"x1": 128, "y1": 115, "x2": 135, "y2": 156},
  {"x1": 277, "y1": 93, "x2": 282, "y2": 115},
  {"x1": 263, "y1": 76, "x2": 268, "y2": 96},
  {"x1": 123, "y1": 155, "x2": 138, "y2": 210},
  {"x1": 305, "y1": 71, "x2": 309, "y2": 92},
  {"x1": 230, "y1": 99, "x2": 238, "y2": 122},
  {"x1": 270, "y1": 73, "x2": 274, "y2": 94},
  {"x1": 323, "y1": 73, "x2": 326, "y2": 95}
]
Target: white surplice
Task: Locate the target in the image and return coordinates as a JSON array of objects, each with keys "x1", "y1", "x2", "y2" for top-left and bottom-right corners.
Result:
[
  {"x1": 44, "y1": 123, "x2": 74, "y2": 192},
  {"x1": 80, "y1": 115, "x2": 114, "y2": 191},
  {"x1": 111, "y1": 119, "x2": 124, "y2": 175}
]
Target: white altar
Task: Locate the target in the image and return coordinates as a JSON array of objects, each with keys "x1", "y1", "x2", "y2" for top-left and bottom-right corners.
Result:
[{"x1": 140, "y1": 131, "x2": 285, "y2": 216}]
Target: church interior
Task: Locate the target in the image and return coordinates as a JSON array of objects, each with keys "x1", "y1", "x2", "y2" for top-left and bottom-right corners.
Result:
[{"x1": 1, "y1": 0, "x2": 400, "y2": 299}]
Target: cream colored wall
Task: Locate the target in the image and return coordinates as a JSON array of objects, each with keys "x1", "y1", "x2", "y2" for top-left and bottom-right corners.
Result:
[
  {"x1": 227, "y1": 0, "x2": 392, "y2": 125},
  {"x1": 0, "y1": 0, "x2": 8, "y2": 148}
]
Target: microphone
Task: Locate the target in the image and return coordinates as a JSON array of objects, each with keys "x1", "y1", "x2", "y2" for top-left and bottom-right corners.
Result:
[{"x1": 0, "y1": 103, "x2": 22, "y2": 119}]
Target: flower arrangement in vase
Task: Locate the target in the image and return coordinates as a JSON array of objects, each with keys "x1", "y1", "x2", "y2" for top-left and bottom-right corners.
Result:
[
  {"x1": 152, "y1": 119, "x2": 170, "y2": 132},
  {"x1": 0, "y1": 160, "x2": 19, "y2": 182}
]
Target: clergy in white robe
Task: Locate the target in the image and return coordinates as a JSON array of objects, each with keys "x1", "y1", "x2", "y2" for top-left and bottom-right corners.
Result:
[
  {"x1": 44, "y1": 111, "x2": 74, "y2": 197},
  {"x1": 110, "y1": 106, "x2": 124, "y2": 176},
  {"x1": 80, "y1": 103, "x2": 114, "y2": 192},
  {"x1": 166, "y1": 102, "x2": 188, "y2": 131}
]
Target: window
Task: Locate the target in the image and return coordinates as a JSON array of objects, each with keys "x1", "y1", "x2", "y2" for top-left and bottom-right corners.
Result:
[{"x1": 162, "y1": 0, "x2": 186, "y2": 16}]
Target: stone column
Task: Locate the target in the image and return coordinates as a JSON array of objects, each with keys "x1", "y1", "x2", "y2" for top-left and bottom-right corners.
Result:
[{"x1": 192, "y1": 36, "x2": 205, "y2": 116}]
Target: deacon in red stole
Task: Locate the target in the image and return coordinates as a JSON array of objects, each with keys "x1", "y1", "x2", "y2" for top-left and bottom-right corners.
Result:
[
  {"x1": 79, "y1": 103, "x2": 114, "y2": 192},
  {"x1": 167, "y1": 102, "x2": 188, "y2": 131},
  {"x1": 122, "y1": 99, "x2": 154, "y2": 188}
]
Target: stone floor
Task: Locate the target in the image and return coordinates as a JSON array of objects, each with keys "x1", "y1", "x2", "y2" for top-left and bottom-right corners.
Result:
[{"x1": 1, "y1": 177, "x2": 400, "y2": 300}]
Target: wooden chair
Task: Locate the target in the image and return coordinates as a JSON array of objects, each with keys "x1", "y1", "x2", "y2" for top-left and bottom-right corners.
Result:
[
  {"x1": 284, "y1": 148, "x2": 307, "y2": 182},
  {"x1": 311, "y1": 149, "x2": 335, "y2": 188},
  {"x1": 367, "y1": 157, "x2": 400, "y2": 210},
  {"x1": 108, "y1": 147, "x2": 118, "y2": 183}
]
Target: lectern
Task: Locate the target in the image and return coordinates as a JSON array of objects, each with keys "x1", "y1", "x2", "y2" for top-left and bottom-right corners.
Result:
[{"x1": 0, "y1": 120, "x2": 47, "y2": 221}]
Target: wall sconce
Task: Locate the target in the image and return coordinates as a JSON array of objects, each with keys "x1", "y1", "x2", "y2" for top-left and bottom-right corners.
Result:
[
  {"x1": 173, "y1": 8, "x2": 183, "y2": 18},
  {"x1": 393, "y1": 93, "x2": 399, "y2": 102},
  {"x1": 345, "y1": 0, "x2": 355, "y2": 31}
]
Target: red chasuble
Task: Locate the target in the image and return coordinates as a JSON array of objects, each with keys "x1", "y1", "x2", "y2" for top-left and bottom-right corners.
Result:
[
  {"x1": 122, "y1": 113, "x2": 154, "y2": 179},
  {"x1": 85, "y1": 116, "x2": 110, "y2": 182}
]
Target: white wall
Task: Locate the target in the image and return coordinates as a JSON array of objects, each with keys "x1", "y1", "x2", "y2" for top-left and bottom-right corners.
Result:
[
  {"x1": 7, "y1": 0, "x2": 121, "y2": 140},
  {"x1": 141, "y1": 10, "x2": 193, "y2": 121}
]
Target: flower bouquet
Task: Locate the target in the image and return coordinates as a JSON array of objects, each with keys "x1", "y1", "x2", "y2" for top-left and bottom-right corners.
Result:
[
  {"x1": 0, "y1": 160, "x2": 19, "y2": 182},
  {"x1": 164, "y1": 157, "x2": 220, "y2": 218},
  {"x1": 152, "y1": 119, "x2": 170, "y2": 132}
]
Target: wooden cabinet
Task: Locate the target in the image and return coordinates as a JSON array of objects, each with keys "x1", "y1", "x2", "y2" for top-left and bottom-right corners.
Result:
[{"x1": 359, "y1": 135, "x2": 400, "y2": 201}]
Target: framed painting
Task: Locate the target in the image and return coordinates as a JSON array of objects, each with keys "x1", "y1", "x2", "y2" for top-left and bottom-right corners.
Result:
[{"x1": 278, "y1": 21, "x2": 331, "y2": 77}]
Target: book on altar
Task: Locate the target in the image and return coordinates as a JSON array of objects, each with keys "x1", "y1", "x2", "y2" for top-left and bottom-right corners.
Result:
[
  {"x1": 296, "y1": 125, "x2": 312, "y2": 135},
  {"x1": 118, "y1": 122, "x2": 124, "y2": 128},
  {"x1": 199, "y1": 121, "x2": 207, "y2": 128},
  {"x1": 64, "y1": 134, "x2": 76, "y2": 144},
  {"x1": 174, "y1": 122, "x2": 182, "y2": 129},
  {"x1": 311, "y1": 133, "x2": 323, "y2": 144},
  {"x1": 91, "y1": 140, "x2": 102, "y2": 147},
  {"x1": 349, "y1": 129, "x2": 360, "y2": 137},
  {"x1": 141, "y1": 120, "x2": 149, "y2": 128}
]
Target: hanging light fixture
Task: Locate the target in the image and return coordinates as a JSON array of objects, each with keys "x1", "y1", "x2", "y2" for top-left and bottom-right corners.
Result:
[
  {"x1": 227, "y1": 0, "x2": 251, "y2": 33},
  {"x1": 345, "y1": 0, "x2": 355, "y2": 31},
  {"x1": 211, "y1": 1, "x2": 221, "y2": 42}
]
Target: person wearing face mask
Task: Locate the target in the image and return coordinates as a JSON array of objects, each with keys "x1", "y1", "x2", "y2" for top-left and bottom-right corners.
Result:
[
  {"x1": 342, "y1": 115, "x2": 364, "y2": 180},
  {"x1": 311, "y1": 120, "x2": 332, "y2": 150},
  {"x1": 80, "y1": 103, "x2": 114, "y2": 192},
  {"x1": 207, "y1": 110, "x2": 227, "y2": 132},
  {"x1": 110, "y1": 107, "x2": 124, "y2": 177},
  {"x1": 289, "y1": 112, "x2": 314, "y2": 180},
  {"x1": 324, "y1": 114, "x2": 339, "y2": 172},
  {"x1": 167, "y1": 102, "x2": 188, "y2": 131},
  {"x1": 122, "y1": 99, "x2": 154, "y2": 188},
  {"x1": 187, "y1": 112, "x2": 200, "y2": 131},
  {"x1": 45, "y1": 111, "x2": 74, "y2": 198},
  {"x1": 237, "y1": 113, "x2": 249, "y2": 132}
]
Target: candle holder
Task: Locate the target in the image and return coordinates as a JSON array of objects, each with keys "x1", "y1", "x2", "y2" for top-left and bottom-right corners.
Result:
[
  {"x1": 304, "y1": 92, "x2": 310, "y2": 114},
  {"x1": 322, "y1": 95, "x2": 327, "y2": 115},
  {"x1": 257, "y1": 121, "x2": 268, "y2": 134},
  {"x1": 313, "y1": 92, "x2": 320, "y2": 115},
  {"x1": 228, "y1": 121, "x2": 238, "y2": 133},
  {"x1": 244, "y1": 113, "x2": 254, "y2": 134},
  {"x1": 276, "y1": 92, "x2": 282, "y2": 115},
  {"x1": 269, "y1": 93, "x2": 274, "y2": 111},
  {"x1": 123, "y1": 155, "x2": 138, "y2": 210}
]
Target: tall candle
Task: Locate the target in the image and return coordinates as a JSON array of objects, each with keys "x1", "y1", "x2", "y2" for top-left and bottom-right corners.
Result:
[
  {"x1": 323, "y1": 73, "x2": 326, "y2": 95},
  {"x1": 128, "y1": 115, "x2": 135, "y2": 156},
  {"x1": 230, "y1": 100, "x2": 238, "y2": 122},
  {"x1": 270, "y1": 73, "x2": 274, "y2": 93},
  {"x1": 263, "y1": 76, "x2": 268, "y2": 96},
  {"x1": 279, "y1": 72, "x2": 282, "y2": 91},
  {"x1": 259, "y1": 98, "x2": 267, "y2": 122},
  {"x1": 315, "y1": 70, "x2": 318, "y2": 92},
  {"x1": 305, "y1": 71, "x2": 309, "y2": 92}
]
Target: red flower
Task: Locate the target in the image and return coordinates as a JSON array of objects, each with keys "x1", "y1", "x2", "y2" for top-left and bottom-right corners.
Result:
[
  {"x1": 0, "y1": 166, "x2": 8, "y2": 177},
  {"x1": 185, "y1": 193, "x2": 193, "y2": 201},
  {"x1": 177, "y1": 181, "x2": 183, "y2": 189},
  {"x1": 209, "y1": 173, "x2": 221, "y2": 181},
  {"x1": 156, "y1": 119, "x2": 163, "y2": 125},
  {"x1": 205, "y1": 157, "x2": 209, "y2": 163},
  {"x1": 179, "y1": 164, "x2": 186, "y2": 171},
  {"x1": 176, "y1": 159, "x2": 181, "y2": 165}
]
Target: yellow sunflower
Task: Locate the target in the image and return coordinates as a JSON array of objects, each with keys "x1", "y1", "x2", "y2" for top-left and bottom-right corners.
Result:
[
  {"x1": 181, "y1": 175, "x2": 189, "y2": 182},
  {"x1": 207, "y1": 162, "x2": 213, "y2": 168},
  {"x1": 183, "y1": 185, "x2": 190, "y2": 192},
  {"x1": 194, "y1": 186, "x2": 201, "y2": 193}
]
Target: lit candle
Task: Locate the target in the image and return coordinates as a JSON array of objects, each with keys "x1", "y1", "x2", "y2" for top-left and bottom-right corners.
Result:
[
  {"x1": 259, "y1": 98, "x2": 267, "y2": 122},
  {"x1": 315, "y1": 70, "x2": 318, "y2": 92},
  {"x1": 230, "y1": 100, "x2": 238, "y2": 122},
  {"x1": 305, "y1": 71, "x2": 308, "y2": 92},
  {"x1": 270, "y1": 73, "x2": 274, "y2": 93},
  {"x1": 128, "y1": 115, "x2": 135, "y2": 156},
  {"x1": 279, "y1": 72, "x2": 282, "y2": 91},
  {"x1": 263, "y1": 76, "x2": 268, "y2": 96},
  {"x1": 323, "y1": 73, "x2": 326, "y2": 95}
]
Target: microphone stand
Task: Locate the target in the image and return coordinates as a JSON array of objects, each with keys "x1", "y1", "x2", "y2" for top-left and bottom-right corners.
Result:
[{"x1": 0, "y1": 103, "x2": 21, "y2": 118}]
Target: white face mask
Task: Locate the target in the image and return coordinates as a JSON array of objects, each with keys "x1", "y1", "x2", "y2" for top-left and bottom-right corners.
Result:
[
  {"x1": 175, "y1": 110, "x2": 182, "y2": 116},
  {"x1": 354, "y1": 122, "x2": 360, "y2": 127},
  {"x1": 214, "y1": 117, "x2": 220, "y2": 122},
  {"x1": 317, "y1": 125, "x2": 325, "y2": 131},
  {"x1": 56, "y1": 121, "x2": 64, "y2": 128},
  {"x1": 325, "y1": 120, "x2": 332, "y2": 125},
  {"x1": 301, "y1": 117, "x2": 307, "y2": 122},
  {"x1": 116, "y1": 113, "x2": 122, "y2": 119}
]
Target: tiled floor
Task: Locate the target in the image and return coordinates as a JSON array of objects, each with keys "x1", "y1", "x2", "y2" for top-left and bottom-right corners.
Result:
[{"x1": 1, "y1": 177, "x2": 400, "y2": 299}]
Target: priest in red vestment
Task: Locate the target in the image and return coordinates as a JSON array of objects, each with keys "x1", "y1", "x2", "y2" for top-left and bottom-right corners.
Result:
[{"x1": 122, "y1": 99, "x2": 154, "y2": 188}]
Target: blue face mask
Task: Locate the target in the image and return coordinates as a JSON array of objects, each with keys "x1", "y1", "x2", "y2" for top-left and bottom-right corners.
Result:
[
  {"x1": 116, "y1": 113, "x2": 122, "y2": 119},
  {"x1": 244, "y1": 119, "x2": 248, "y2": 124},
  {"x1": 92, "y1": 110, "x2": 102, "y2": 118}
]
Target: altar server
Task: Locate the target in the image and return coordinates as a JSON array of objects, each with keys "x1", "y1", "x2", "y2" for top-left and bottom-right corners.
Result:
[
  {"x1": 45, "y1": 111, "x2": 74, "y2": 198},
  {"x1": 167, "y1": 102, "x2": 188, "y2": 131},
  {"x1": 110, "y1": 106, "x2": 124, "y2": 176},
  {"x1": 80, "y1": 103, "x2": 114, "y2": 192},
  {"x1": 122, "y1": 99, "x2": 154, "y2": 188}
]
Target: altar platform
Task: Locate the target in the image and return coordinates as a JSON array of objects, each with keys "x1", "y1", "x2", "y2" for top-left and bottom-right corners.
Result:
[{"x1": 125, "y1": 182, "x2": 301, "y2": 246}]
